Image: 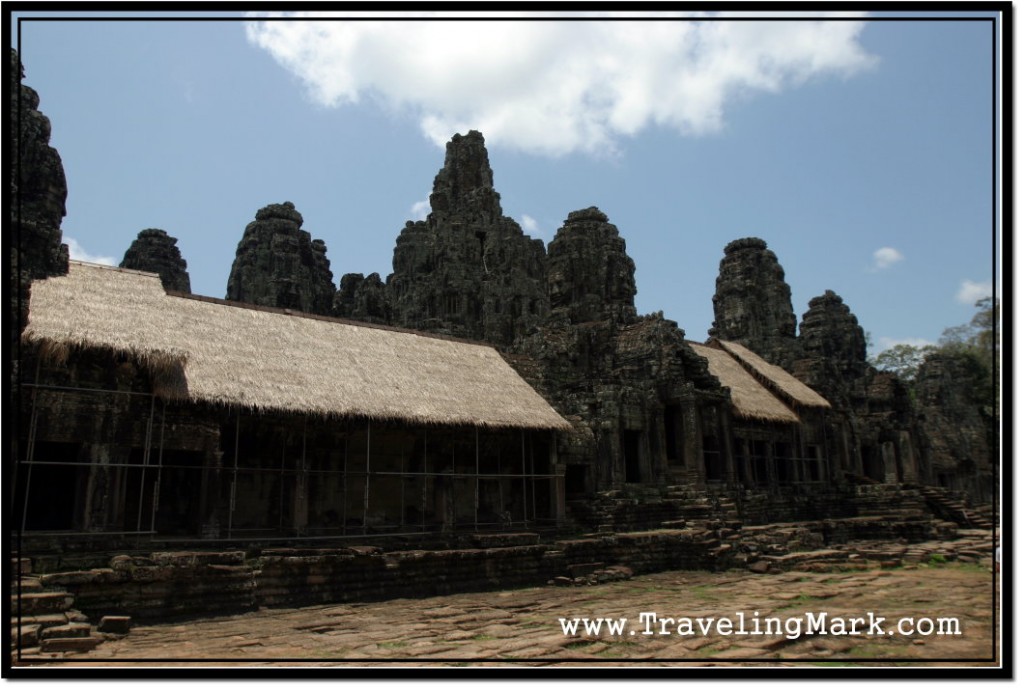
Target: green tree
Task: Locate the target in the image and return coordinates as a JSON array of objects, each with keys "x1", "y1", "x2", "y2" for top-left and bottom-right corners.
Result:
[
  {"x1": 939, "y1": 297, "x2": 998, "y2": 355},
  {"x1": 872, "y1": 343, "x2": 933, "y2": 383},
  {"x1": 872, "y1": 297, "x2": 998, "y2": 391},
  {"x1": 929, "y1": 296, "x2": 999, "y2": 410}
]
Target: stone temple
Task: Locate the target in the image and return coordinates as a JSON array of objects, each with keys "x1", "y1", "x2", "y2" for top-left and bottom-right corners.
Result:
[{"x1": 10, "y1": 50, "x2": 997, "y2": 646}]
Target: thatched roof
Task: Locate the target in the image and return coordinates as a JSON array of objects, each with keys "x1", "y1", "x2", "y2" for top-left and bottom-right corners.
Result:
[
  {"x1": 688, "y1": 342, "x2": 800, "y2": 424},
  {"x1": 23, "y1": 262, "x2": 570, "y2": 431},
  {"x1": 715, "y1": 340, "x2": 831, "y2": 410}
]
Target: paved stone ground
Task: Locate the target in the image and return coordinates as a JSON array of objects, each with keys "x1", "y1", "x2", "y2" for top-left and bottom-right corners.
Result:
[{"x1": 15, "y1": 557, "x2": 998, "y2": 669}]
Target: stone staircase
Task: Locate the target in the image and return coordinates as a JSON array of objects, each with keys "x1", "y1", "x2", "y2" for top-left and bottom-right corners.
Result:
[
  {"x1": 10, "y1": 557, "x2": 104, "y2": 658},
  {"x1": 916, "y1": 485, "x2": 995, "y2": 530}
]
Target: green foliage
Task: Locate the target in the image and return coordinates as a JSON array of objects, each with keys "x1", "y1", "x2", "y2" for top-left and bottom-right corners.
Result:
[
  {"x1": 871, "y1": 343, "x2": 933, "y2": 383},
  {"x1": 934, "y1": 297, "x2": 998, "y2": 409},
  {"x1": 939, "y1": 297, "x2": 998, "y2": 357},
  {"x1": 872, "y1": 297, "x2": 998, "y2": 400}
]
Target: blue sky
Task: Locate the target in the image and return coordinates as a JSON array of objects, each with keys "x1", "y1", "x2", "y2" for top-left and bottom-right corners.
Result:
[{"x1": 11, "y1": 10, "x2": 1000, "y2": 355}]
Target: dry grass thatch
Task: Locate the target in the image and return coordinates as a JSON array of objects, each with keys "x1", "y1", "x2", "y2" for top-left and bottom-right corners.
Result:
[
  {"x1": 23, "y1": 262, "x2": 570, "y2": 431},
  {"x1": 688, "y1": 342, "x2": 801, "y2": 423},
  {"x1": 715, "y1": 340, "x2": 831, "y2": 410}
]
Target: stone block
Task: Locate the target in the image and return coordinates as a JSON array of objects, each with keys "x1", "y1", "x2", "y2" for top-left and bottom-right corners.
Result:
[
  {"x1": 97, "y1": 616, "x2": 131, "y2": 635},
  {"x1": 39, "y1": 634, "x2": 104, "y2": 654},
  {"x1": 39, "y1": 622, "x2": 91, "y2": 640},
  {"x1": 11, "y1": 592, "x2": 74, "y2": 615}
]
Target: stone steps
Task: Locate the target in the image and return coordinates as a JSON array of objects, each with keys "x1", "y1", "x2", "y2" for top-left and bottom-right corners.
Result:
[
  {"x1": 39, "y1": 634, "x2": 104, "y2": 654},
  {"x1": 10, "y1": 592, "x2": 75, "y2": 616},
  {"x1": 9, "y1": 555, "x2": 106, "y2": 656},
  {"x1": 917, "y1": 486, "x2": 994, "y2": 530},
  {"x1": 10, "y1": 624, "x2": 40, "y2": 649}
]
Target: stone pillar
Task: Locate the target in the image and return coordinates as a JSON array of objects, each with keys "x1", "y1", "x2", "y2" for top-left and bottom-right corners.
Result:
[
  {"x1": 293, "y1": 467, "x2": 309, "y2": 532},
  {"x1": 652, "y1": 412, "x2": 667, "y2": 484},
  {"x1": 881, "y1": 441, "x2": 898, "y2": 484},
  {"x1": 738, "y1": 438, "x2": 751, "y2": 487},
  {"x1": 551, "y1": 434, "x2": 565, "y2": 521},
  {"x1": 82, "y1": 444, "x2": 128, "y2": 531},
  {"x1": 681, "y1": 400, "x2": 703, "y2": 484},
  {"x1": 837, "y1": 423, "x2": 853, "y2": 479},
  {"x1": 897, "y1": 430, "x2": 918, "y2": 483}
]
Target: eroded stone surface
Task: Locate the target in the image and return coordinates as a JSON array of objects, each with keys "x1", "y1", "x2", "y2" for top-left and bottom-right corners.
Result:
[
  {"x1": 226, "y1": 201, "x2": 335, "y2": 315},
  {"x1": 914, "y1": 351, "x2": 995, "y2": 498},
  {"x1": 388, "y1": 130, "x2": 548, "y2": 345},
  {"x1": 38, "y1": 551, "x2": 996, "y2": 667},
  {"x1": 334, "y1": 272, "x2": 389, "y2": 324},
  {"x1": 708, "y1": 238, "x2": 797, "y2": 367},
  {"x1": 792, "y1": 290, "x2": 869, "y2": 404},
  {"x1": 513, "y1": 209, "x2": 723, "y2": 487},
  {"x1": 120, "y1": 229, "x2": 191, "y2": 293},
  {"x1": 10, "y1": 49, "x2": 69, "y2": 336}
]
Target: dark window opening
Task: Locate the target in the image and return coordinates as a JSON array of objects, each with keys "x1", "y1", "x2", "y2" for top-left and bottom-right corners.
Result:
[
  {"x1": 862, "y1": 446, "x2": 885, "y2": 482},
  {"x1": 703, "y1": 435, "x2": 722, "y2": 481},
  {"x1": 154, "y1": 450, "x2": 206, "y2": 535},
  {"x1": 664, "y1": 404, "x2": 682, "y2": 463},
  {"x1": 565, "y1": 465, "x2": 588, "y2": 498},
  {"x1": 807, "y1": 457, "x2": 821, "y2": 482},
  {"x1": 774, "y1": 442, "x2": 794, "y2": 484},
  {"x1": 18, "y1": 442, "x2": 84, "y2": 531}
]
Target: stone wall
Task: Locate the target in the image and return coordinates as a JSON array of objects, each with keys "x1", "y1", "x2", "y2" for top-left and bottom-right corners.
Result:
[
  {"x1": 28, "y1": 528, "x2": 733, "y2": 621},
  {"x1": 22, "y1": 479, "x2": 956, "y2": 623}
]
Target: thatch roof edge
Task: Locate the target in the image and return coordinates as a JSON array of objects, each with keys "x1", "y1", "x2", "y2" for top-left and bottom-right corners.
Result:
[
  {"x1": 23, "y1": 262, "x2": 572, "y2": 432},
  {"x1": 714, "y1": 339, "x2": 832, "y2": 410}
]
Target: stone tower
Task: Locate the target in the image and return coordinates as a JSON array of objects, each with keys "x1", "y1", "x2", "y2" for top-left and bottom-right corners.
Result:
[
  {"x1": 10, "y1": 49, "x2": 69, "y2": 336},
  {"x1": 792, "y1": 289, "x2": 868, "y2": 401},
  {"x1": 546, "y1": 207, "x2": 637, "y2": 326},
  {"x1": 334, "y1": 272, "x2": 390, "y2": 325},
  {"x1": 708, "y1": 237, "x2": 797, "y2": 366},
  {"x1": 387, "y1": 131, "x2": 548, "y2": 345},
  {"x1": 120, "y1": 228, "x2": 191, "y2": 293},
  {"x1": 226, "y1": 201, "x2": 335, "y2": 315}
]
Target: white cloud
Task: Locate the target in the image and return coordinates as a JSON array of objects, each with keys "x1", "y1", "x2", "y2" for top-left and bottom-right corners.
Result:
[
  {"x1": 871, "y1": 246, "x2": 904, "y2": 271},
  {"x1": 520, "y1": 214, "x2": 539, "y2": 234},
  {"x1": 877, "y1": 336, "x2": 934, "y2": 351},
  {"x1": 65, "y1": 237, "x2": 116, "y2": 266},
  {"x1": 956, "y1": 279, "x2": 992, "y2": 305},
  {"x1": 245, "y1": 12, "x2": 876, "y2": 156},
  {"x1": 410, "y1": 196, "x2": 431, "y2": 221}
]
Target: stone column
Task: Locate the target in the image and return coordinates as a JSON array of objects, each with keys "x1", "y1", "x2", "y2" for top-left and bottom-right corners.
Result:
[
  {"x1": 681, "y1": 400, "x2": 703, "y2": 485},
  {"x1": 897, "y1": 430, "x2": 918, "y2": 483},
  {"x1": 81, "y1": 444, "x2": 128, "y2": 532},
  {"x1": 551, "y1": 434, "x2": 565, "y2": 522},
  {"x1": 881, "y1": 441, "x2": 898, "y2": 484}
]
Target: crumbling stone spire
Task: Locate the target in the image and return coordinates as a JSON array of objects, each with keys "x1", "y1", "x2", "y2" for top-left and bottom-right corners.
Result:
[
  {"x1": 427, "y1": 129, "x2": 501, "y2": 223},
  {"x1": 334, "y1": 272, "x2": 390, "y2": 325},
  {"x1": 546, "y1": 207, "x2": 637, "y2": 325},
  {"x1": 388, "y1": 131, "x2": 548, "y2": 345},
  {"x1": 10, "y1": 49, "x2": 70, "y2": 340},
  {"x1": 797, "y1": 290, "x2": 868, "y2": 378},
  {"x1": 708, "y1": 237, "x2": 797, "y2": 366},
  {"x1": 120, "y1": 228, "x2": 191, "y2": 293},
  {"x1": 226, "y1": 201, "x2": 336, "y2": 315}
]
